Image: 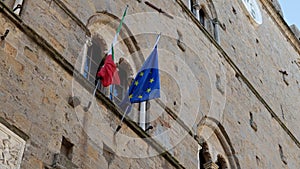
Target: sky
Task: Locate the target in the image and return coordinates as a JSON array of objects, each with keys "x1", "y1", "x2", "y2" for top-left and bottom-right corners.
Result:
[{"x1": 277, "y1": 0, "x2": 300, "y2": 28}]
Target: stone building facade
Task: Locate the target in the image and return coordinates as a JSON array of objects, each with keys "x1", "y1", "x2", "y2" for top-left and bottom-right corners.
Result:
[{"x1": 0, "y1": 0, "x2": 299, "y2": 168}]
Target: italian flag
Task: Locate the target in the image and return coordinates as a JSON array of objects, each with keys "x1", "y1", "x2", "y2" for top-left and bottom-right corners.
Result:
[{"x1": 97, "y1": 5, "x2": 128, "y2": 87}]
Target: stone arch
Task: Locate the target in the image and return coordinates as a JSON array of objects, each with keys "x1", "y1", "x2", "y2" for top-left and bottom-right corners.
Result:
[
  {"x1": 197, "y1": 116, "x2": 240, "y2": 169},
  {"x1": 86, "y1": 12, "x2": 144, "y2": 72},
  {"x1": 192, "y1": 0, "x2": 219, "y2": 42},
  {"x1": 91, "y1": 33, "x2": 108, "y2": 61},
  {"x1": 206, "y1": 0, "x2": 218, "y2": 19}
]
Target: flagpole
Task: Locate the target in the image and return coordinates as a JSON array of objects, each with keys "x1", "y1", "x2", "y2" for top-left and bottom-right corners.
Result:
[
  {"x1": 154, "y1": 33, "x2": 161, "y2": 48},
  {"x1": 115, "y1": 105, "x2": 131, "y2": 133},
  {"x1": 84, "y1": 80, "x2": 100, "y2": 112},
  {"x1": 108, "y1": 5, "x2": 129, "y2": 56},
  {"x1": 115, "y1": 33, "x2": 161, "y2": 133},
  {"x1": 139, "y1": 33, "x2": 161, "y2": 131}
]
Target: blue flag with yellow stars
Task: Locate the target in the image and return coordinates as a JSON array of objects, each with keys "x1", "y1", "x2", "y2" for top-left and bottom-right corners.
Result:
[{"x1": 128, "y1": 45, "x2": 160, "y2": 103}]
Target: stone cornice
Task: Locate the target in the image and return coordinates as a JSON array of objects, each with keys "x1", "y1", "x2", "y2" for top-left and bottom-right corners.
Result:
[{"x1": 260, "y1": 0, "x2": 300, "y2": 54}]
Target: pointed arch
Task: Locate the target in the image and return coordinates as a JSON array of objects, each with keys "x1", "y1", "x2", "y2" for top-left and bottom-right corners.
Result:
[
  {"x1": 86, "y1": 11, "x2": 145, "y2": 71},
  {"x1": 197, "y1": 116, "x2": 241, "y2": 169}
]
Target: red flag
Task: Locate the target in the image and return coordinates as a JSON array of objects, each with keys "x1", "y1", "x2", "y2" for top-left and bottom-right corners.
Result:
[{"x1": 97, "y1": 54, "x2": 120, "y2": 87}]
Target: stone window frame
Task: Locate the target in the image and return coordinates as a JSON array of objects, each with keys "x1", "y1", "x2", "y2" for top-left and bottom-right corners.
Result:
[
  {"x1": 81, "y1": 34, "x2": 134, "y2": 103},
  {"x1": 189, "y1": 0, "x2": 198, "y2": 17},
  {"x1": 83, "y1": 12, "x2": 142, "y2": 106},
  {"x1": 187, "y1": 0, "x2": 221, "y2": 44},
  {"x1": 197, "y1": 141, "x2": 229, "y2": 169},
  {"x1": 196, "y1": 116, "x2": 240, "y2": 169},
  {"x1": 83, "y1": 35, "x2": 106, "y2": 86}
]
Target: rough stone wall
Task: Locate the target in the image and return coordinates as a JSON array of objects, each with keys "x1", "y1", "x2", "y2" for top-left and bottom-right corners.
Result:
[
  {"x1": 215, "y1": 0, "x2": 300, "y2": 141},
  {"x1": 0, "y1": 0, "x2": 299, "y2": 169},
  {"x1": 0, "y1": 4, "x2": 177, "y2": 168}
]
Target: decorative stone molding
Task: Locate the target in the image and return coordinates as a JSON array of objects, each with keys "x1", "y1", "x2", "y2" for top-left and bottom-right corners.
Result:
[
  {"x1": 0, "y1": 123, "x2": 26, "y2": 169},
  {"x1": 204, "y1": 161, "x2": 219, "y2": 169},
  {"x1": 202, "y1": 142, "x2": 212, "y2": 162}
]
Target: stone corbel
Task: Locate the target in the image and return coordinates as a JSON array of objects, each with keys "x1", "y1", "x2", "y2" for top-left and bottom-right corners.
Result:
[{"x1": 0, "y1": 29, "x2": 9, "y2": 41}]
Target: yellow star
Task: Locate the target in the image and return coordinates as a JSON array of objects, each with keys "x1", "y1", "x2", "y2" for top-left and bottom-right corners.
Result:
[
  {"x1": 139, "y1": 72, "x2": 144, "y2": 76},
  {"x1": 134, "y1": 81, "x2": 139, "y2": 86},
  {"x1": 147, "y1": 88, "x2": 151, "y2": 93},
  {"x1": 129, "y1": 94, "x2": 133, "y2": 99},
  {"x1": 138, "y1": 95, "x2": 143, "y2": 99},
  {"x1": 149, "y1": 78, "x2": 154, "y2": 83}
]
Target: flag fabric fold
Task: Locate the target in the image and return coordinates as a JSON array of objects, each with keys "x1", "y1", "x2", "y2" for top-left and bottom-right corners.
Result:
[
  {"x1": 96, "y1": 6, "x2": 128, "y2": 87},
  {"x1": 128, "y1": 44, "x2": 160, "y2": 103},
  {"x1": 116, "y1": 34, "x2": 161, "y2": 131},
  {"x1": 97, "y1": 53, "x2": 120, "y2": 87}
]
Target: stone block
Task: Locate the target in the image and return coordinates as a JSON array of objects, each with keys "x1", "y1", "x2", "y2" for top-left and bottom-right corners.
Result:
[
  {"x1": 13, "y1": 113, "x2": 32, "y2": 134},
  {"x1": 6, "y1": 54, "x2": 24, "y2": 75},
  {"x1": 24, "y1": 46, "x2": 39, "y2": 63},
  {"x1": 87, "y1": 142, "x2": 99, "y2": 161},
  {"x1": 22, "y1": 156, "x2": 44, "y2": 169},
  {"x1": 4, "y1": 42, "x2": 17, "y2": 58}
]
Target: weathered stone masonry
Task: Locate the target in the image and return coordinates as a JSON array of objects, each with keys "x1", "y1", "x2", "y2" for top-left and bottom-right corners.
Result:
[{"x1": 0, "y1": 0, "x2": 299, "y2": 169}]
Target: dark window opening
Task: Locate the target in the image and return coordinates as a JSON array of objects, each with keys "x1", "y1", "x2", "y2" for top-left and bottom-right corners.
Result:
[
  {"x1": 199, "y1": 148, "x2": 205, "y2": 169},
  {"x1": 199, "y1": 9, "x2": 206, "y2": 26},
  {"x1": 190, "y1": 0, "x2": 197, "y2": 16},
  {"x1": 216, "y1": 154, "x2": 228, "y2": 169},
  {"x1": 84, "y1": 37, "x2": 104, "y2": 85},
  {"x1": 60, "y1": 137, "x2": 74, "y2": 160}
]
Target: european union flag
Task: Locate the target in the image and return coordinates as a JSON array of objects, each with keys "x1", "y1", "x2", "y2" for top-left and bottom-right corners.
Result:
[{"x1": 128, "y1": 45, "x2": 160, "y2": 103}]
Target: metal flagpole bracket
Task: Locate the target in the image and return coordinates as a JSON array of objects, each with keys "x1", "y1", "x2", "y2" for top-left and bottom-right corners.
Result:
[{"x1": 0, "y1": 29, "x2": 9, "y2": 41}]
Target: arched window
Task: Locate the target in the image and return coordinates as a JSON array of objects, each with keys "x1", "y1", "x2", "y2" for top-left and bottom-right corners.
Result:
[
  {"x1": 187, "y1": 1, "x2": 221, "y2": 43},
  {"x1": 198, "y1": 142, "x2": 228, "y2": 169},
  {"x1": 198, "y1": 147, "x2": 205, "y2": 169},
  {"x1": 84, "y1": 36, "x2": 105, "y2": 85},
  {"x1": 190, "y1": 0, "x2": 197, "y2": 16},
  {"x1": 196, "y1": 117, "x2": 240, "y2": 168},
  {"x1": 199, "y1": 8, "x2": 206, "y2": 27}
]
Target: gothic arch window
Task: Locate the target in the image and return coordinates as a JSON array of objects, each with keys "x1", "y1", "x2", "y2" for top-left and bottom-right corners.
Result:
[
  {"x1": 198, "y1": 145, "x2": 205, "y2": 169},
  {"x1": 84, "y1": 36, "x2": 106, "y2": 85},
  {"x1": 187, "y1": 1, "x2": 221, "y2": 43},
  {"x1": 198, "y1": 142, "x2": 228, "y2": 169},
  {"x1": 190, "y1": 0, "x2": 198, "y2": 16},
  {"x1": 196, "y1": 117, "x2": 240, "y2": 169},
  {"x1": 199, "y1": 8, "x2": 206, "y2": 27}
]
